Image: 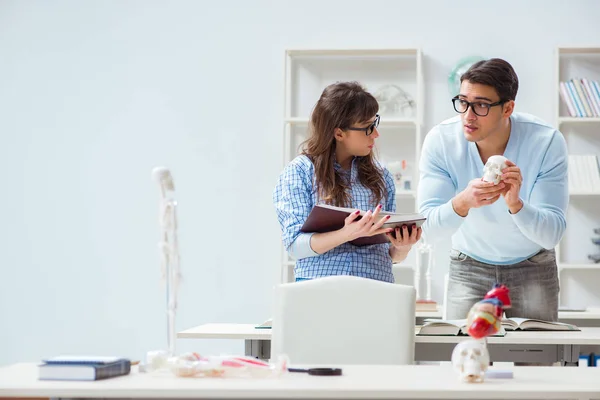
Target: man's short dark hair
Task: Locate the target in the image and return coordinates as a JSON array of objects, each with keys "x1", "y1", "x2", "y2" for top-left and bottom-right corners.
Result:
[{"x1": 461, "y1": 58, "x2": 519, "y2": 101}]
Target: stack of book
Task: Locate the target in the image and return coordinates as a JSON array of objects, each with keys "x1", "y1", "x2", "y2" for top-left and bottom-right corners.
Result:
[
  {"x1": 568, "y1": 155, "x2": 600, "y2": 194},
  {"x1": 559, "y1": 78, "x2": 600, "y2": 117},
  {"x1": 38, "y1": 356, "x2": 131, "y2": 381},
  {"x1": 415, "y1": 299, "x2": 438, "y2": 312}
]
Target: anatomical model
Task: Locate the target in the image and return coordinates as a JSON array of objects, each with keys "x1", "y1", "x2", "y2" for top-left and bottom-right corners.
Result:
[
  {"x1": 451, "y1": 284, "x2": 512, "y2": 383},
  {"x1": 482, "y1": 155, "x2": 508, "y2": 185}
]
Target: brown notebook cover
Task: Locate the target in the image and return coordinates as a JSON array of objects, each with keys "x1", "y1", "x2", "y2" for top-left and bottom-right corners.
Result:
[{"x1": 300, "y1": 204, "x2": 426, "y2": 246}]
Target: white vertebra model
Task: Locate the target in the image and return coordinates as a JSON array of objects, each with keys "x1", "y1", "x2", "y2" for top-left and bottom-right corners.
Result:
[
  {"x1": 451, "y1": 339, "x2": 490, "y2": 383},
  {"x1": 482, "y1": 155, "x2": 508, "y2": 185},
  {"x1": 152, "y1": 166, "x2": 182, "y2": 357}
]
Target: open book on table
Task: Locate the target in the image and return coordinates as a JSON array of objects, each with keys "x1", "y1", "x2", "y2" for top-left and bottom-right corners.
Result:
[
  {"x1": 501, "y1": 317, "x2": 580, "y2": 331},
  {"x1": 417, "y1": 319, "x2": 506, "y2": 336},
  {"x1": 300, "y1": 204, "x2": 426, "y2": 246}
]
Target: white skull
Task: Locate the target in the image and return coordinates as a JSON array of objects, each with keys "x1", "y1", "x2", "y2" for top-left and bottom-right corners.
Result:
[
  {"x1": 482, "y1": 155, "x2": 508, "y2": 185},
  {"x1": 451, "y1": 339, "x2": 490, "y2": 383}
]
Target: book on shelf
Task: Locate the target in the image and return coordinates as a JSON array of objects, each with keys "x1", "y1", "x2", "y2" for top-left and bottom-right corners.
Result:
[
  {"x1": 567, "y1": 154, "x2": 600, "y2": 194},
  {"x1": 416, "y1": 299, "x2": 438, "y2": 312},
  {"x1": 417, "y1": 319, "x2": 506, "y2": 336},
  {"x1": 501, "y1": 318, "x2": 580, "y2": 331},
  {"x1": 38, "y1": 356, "x2": 131, "y2": 381},
  {"x1": 300, "y1": 204, "x2": 426, "y2": 246},
  {"x1": 560, "y1": 79, "x2": 600, "y2": 118},
  {"x1": 559, "y1": 81, "x2": 577, "y2": 117}
]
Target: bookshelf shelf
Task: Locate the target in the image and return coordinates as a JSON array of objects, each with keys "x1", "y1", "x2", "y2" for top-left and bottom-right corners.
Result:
[
  {"x1": 558, "y1": 263, "x2": 600, "y2": 270},
  {"x1": 286, "y1": 48, "x2": 420, "y2": 57},
  {"x1": 555, "y1": 46, "x2": 600, "y2": 309},
  {"x1": 569, "y1": 191, "x2": 600, "y2": 196},
  {"x1": 396, "y1": 190, "x2": 416, "y2": 198},
  {"x1": 284, "y1": 117, "x2": 417, "y2": 126},
  {"x1": 559, "y1": 117, "x2": 600, "y2": 124},
  {"x1": 558, "y1": 47, "x2": 600, "y2": 55},
  {"x1": 392, "y1": 263, "x2": 414, "y2": 269}
]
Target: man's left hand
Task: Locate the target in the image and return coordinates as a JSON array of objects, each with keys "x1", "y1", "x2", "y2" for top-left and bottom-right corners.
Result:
[{"x1": 501, "y1": 159, "x2": 523, "y2": 214}]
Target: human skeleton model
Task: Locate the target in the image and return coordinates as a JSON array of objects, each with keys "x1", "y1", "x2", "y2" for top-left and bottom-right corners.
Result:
[
  {"x1": 451, "y1": 284, "x2": 512, "y2": 383},
  {"x1": 152, "y1": 167, "x2": 182, "y2": 357},
  {"x1": 482, "y1": 155, "x2": 508, "y2": 185}
]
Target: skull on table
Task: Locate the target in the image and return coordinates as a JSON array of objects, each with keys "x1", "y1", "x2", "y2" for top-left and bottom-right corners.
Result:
[{"x1": 451, "y1": 339, "x2": 490, "y2": 383}]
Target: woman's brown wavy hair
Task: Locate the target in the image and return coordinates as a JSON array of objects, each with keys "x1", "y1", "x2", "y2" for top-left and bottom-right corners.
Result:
[{"x1": 301, "y1": 81, "x2": 387, "y2": 207}]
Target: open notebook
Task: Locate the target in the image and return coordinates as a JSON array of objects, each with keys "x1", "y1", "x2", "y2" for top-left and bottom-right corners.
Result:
[
  {"x1": 418, "y1": 319, "x2": 506, "y2": 336},
  {"x1": 501, "y1": 317, "x2": 580, "y2": 331},
  {"x1": 418, "y1": 317, "x2": 581, "y2": 336}
]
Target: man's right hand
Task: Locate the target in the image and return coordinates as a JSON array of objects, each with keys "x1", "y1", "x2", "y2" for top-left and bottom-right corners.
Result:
[{"x1": 452, "y1": 178, "x2": 506, "y2": 217}]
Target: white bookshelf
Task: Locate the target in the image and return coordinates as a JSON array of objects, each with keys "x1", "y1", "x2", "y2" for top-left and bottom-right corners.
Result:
[
  {"x1": 280, "y1": 48, "x2": 424, "y2": 283},
  {"x1": 554, "y1": 47, "x2": 600, "y2": 308}
]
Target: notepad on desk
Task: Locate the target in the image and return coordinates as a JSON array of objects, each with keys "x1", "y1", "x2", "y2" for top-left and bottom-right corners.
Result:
[
  {"x1": 256, "y1": 318, "x2": 272, "y2": 329},
  {"x1": 417, "y1": 319, "x2": 506, "y2": 336},
  {"x1": 38, "y1": 356, "x2": 131, "y2": 381}
]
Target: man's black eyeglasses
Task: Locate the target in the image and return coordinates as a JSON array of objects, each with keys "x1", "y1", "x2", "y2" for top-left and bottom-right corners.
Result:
[
  {"x1": 346, "y1": 114, "x2": 380, "y2": 136},
  {"x1": 452, "y1": 97, "x2": 506, "y2": 117}
]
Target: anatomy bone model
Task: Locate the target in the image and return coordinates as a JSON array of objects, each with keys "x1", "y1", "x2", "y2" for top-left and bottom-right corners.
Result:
[
  {"x1": 451, "y1": 340, "x2": 490, "y2": 383},
  {"x1": 152, "y1": 167, "x2": 182, "y2": 357},
  {"x1": 482, "y1": 155, "x2": 508, "y2": 185},
  {"x1": 451, "y1": 284, "x2": 512, "y2": 383}
]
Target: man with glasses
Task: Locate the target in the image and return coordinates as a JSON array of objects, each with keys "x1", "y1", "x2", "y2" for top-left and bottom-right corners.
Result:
[{"x1": 418, "y1": 58, "x2": 568, "y2": 322}]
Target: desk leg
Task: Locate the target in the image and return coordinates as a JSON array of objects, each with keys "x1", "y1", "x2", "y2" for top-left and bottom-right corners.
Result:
[
  {"x1": 244, "y1": 339, "x2": 271, "y2": 360},
  {"x1": 561, "y1": 344, "x2": 580, "y2": 366}
]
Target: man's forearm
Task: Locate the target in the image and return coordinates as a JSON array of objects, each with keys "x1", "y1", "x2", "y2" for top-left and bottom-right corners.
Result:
[
  {"x1": 508, "y1": 199, "x2": 524, "y2": 214},
  {"x1": 451, "y1": 193, "x2": 470, "y2": 217},
  {"x1": 511, "y1": 201, "x2": 566, "y2": 249},
  {"x1": 419, "y1": 198, "x2": 466, "y2": 241}
]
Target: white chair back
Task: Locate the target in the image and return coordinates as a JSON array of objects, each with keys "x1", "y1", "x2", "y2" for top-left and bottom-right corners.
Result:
[{"x1": 271, "y1": 275, "x2": 415, "y2": 365}]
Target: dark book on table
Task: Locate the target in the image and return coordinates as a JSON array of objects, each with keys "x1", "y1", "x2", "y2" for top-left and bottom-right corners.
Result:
[
  {"x1": 38, "y1": 356, "x2": 131, "y2": 381},
  {"x1": 300, "y1": 204, "x2": 426, "y2": 246}
]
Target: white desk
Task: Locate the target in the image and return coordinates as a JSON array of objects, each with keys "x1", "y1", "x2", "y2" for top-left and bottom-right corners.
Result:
[
  {"x1": 178, "y1": 323, "x2": 600, "y2": 365},
  {"x1": 2, "y1": 362, "x2": 600, "y2": 400}
]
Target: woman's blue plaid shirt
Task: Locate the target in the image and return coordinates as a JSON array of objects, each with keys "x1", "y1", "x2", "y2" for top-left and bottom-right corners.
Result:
[{"x1": 273, "y1": 155, "x2": 396, "y2": 282}]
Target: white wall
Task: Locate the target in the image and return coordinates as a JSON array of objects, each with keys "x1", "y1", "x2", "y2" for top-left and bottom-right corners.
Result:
[{"x1": 1, "y1": 0, "x2": 599, "y2": 365}]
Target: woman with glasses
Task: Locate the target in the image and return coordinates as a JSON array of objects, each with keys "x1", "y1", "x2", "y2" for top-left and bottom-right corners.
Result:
[
  {"x1": 273, "y1": 81, "x2": 421, "y2": 282},
  {"x1": 418, "y1": 58, "x2": 568, "y2": 323}
]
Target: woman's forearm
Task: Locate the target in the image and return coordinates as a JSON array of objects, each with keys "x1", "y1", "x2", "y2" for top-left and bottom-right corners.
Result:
[{"x1": 309, "y1": 229, "x2": 350, "y2": 254}]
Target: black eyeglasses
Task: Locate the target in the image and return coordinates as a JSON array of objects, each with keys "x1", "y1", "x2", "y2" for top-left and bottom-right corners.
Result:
[
  {"x1": 452, "y1": 97, "x2": 506, "y2": 117},
  {"x1": 346, "y1": 114, "x2": 380, "y2": 136}
]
